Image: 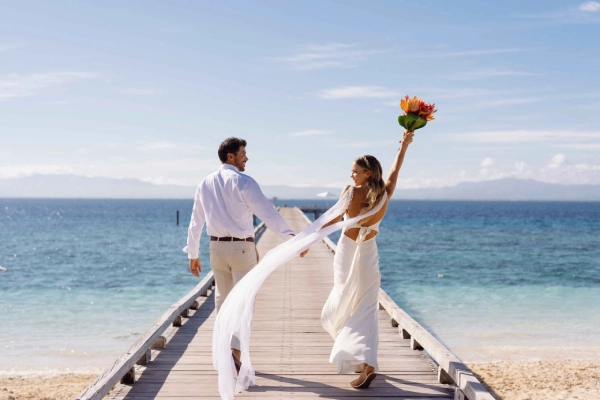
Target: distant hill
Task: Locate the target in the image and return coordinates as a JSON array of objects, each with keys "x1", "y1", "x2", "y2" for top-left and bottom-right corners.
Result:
[
  {"x1": 0, "y1": 175, "x2": 195, "y2": 199},
  {"x1": 1, "y1": 175, "x2": 600, "y2": 201}
]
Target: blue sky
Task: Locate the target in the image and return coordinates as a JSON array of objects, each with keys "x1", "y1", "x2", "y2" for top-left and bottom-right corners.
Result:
[{"x1": 1, "y1": 0, "x2": 600, "y2": 190}]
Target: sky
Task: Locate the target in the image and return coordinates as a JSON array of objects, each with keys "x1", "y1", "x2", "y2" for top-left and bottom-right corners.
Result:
[{"x1": 1, "y1": 0, "x2": 600, "y2": 190}]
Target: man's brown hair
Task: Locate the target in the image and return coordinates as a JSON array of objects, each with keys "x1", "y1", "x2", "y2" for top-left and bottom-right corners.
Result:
[{"x1": 218, "y1": 137, "x2": 247, "y2": 163}]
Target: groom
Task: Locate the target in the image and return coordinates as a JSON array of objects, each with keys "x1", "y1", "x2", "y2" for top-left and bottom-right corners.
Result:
[{"x1": 183, "y1": 137, "x2": 307, "y2": 313}]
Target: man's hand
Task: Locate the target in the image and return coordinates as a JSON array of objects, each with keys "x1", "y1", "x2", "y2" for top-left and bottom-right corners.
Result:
[{"x1": 189, "y1": 258, "x2": 201, "y2": 278}]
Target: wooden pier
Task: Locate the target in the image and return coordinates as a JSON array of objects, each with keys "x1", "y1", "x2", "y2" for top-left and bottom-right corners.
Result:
[{"x1": 78, "y1": 208, "x2": 493, "y2": 400}]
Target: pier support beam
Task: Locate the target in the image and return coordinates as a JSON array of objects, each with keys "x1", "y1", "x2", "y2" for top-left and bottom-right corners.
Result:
[
  {"x1": 438, "y1": 366, "x2": 455, "y2": 385},
  {"x1": 400, "y1": 328, "x2": 411, "y2": 339},
  {"x1": 120, "y1": 368, "x2": 135, "y2": 384},
  {"x1": 136, "y1": 349, "x2": 151, "y2": 366},
  {"x1": 151, "y1": 336, "x2": 166, "y2": 349},
  {"x1": 454, "y1": 388, "x2": 467, "y2": 400},
  {"x1": 411, "y1": 337, "x2": 423, "y2": 350}
]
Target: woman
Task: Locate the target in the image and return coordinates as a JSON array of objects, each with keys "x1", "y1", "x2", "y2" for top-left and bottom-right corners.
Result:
[
  {"x1": 212, "y1": 131, "x2": 414, "y2": 399},
  {"x1": 321, "y1": 130, "x2": 414, "y2": 389}
]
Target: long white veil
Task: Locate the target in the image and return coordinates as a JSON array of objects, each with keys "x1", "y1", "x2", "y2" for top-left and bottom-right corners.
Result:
[{"x1": 212, "y1": 188, "x2": 388, "y2": 399}]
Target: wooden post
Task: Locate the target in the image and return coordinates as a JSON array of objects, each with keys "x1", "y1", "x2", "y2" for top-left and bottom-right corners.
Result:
[
  {"x1": 400, "y1": 328, "x2": 411, "y2": 339},
  {"x1": 176, "y1": 210, "x2": 179, "y2": 225},
  {"x1": 411, "y1": 337, "x2": 423, "y2": 350},
  {"x1": 120, "y1": 368, "x2": 135, "y2": 384},
  {"x1": 151, "y1": 336, "x2": 166, "y2": 349},
  {"x1": 173, "y1": 316, "x2": 182, "y2": 327},
  {"x1": 454, "y1": 388, "x2": 467, "y2": 400},
  {"x1": 438, "y1": 366, "x2": 455, "y2": 385},
  {"x1": 180, "y1": 308, "x2": 189, "y2": 318},
  {"x1": 190, "y1": 300, "x2": 199, "y2": 309},
  {"x1": 136, "y1": 349, "x2": 151, "y2": 366}
]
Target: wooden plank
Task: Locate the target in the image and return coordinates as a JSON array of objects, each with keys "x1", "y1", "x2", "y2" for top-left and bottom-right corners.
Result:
[{"x1": 104, "y1": 209, "x2": 456, "y2": 400}]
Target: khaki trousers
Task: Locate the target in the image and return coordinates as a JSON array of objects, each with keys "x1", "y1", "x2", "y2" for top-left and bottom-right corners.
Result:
[{"x1": 209, "y1": 241, "x2": 258, "y2": 313}]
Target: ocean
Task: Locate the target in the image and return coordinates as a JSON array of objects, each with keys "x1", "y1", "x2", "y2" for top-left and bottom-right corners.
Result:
[{"x1": 1, "y1": 198, "x2": 599, "y2": 376}]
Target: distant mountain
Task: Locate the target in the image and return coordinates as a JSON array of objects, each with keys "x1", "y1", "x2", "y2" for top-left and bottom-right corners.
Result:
[
  {"x1": 1, "y1": 175, "x2": 600, "y2": 201},
  {"x1": 0, "y1": 175, "x2": 195, "y2": 199},
  {"x1": 395, "y1": 178, "x2": 600, "y2": 201}
]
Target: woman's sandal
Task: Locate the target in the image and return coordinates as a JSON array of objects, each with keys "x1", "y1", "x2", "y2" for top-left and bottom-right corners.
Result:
[
  {"x1": 351, "y1": 367, "x2": 377, "y2": 389},
  {"x1": 232, "y1": 353, "x2": 242, "y2": 374}
]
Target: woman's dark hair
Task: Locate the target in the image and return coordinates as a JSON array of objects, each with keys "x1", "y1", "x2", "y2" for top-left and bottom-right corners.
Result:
[
  {"x1": 354, "y1": 155, "x2": 385, "y2": 211},
  {"x1": 218, "y1": 137, "x2": 247, "y2": 163}
]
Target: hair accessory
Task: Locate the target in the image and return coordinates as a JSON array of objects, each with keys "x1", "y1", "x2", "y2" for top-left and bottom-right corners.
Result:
[{"x1": 362, "y1": 156, "x2": 370, "y2": 168}]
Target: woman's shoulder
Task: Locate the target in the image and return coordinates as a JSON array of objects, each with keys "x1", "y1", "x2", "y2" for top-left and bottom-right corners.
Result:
[{"x1": 340, "y1": 184, "x2": 353, "y2": 197}]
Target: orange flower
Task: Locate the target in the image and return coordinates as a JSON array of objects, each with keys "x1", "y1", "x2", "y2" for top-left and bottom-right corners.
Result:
[{"x1": 398, "y1": 95, "x2": 437, "y2": 129}]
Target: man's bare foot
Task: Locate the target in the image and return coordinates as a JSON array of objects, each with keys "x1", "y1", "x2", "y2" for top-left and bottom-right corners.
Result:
[{"x1": 351, "y1": 365, "x2": 376, "y2": 389}]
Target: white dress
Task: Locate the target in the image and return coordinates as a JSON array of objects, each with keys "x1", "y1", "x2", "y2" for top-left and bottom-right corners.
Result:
[
  {"x1": 212, "y1": 187, "x2": 387, "y2": 400},
  {"x1": 321, "y1": 187, "x2": 382, "y2": 374}
]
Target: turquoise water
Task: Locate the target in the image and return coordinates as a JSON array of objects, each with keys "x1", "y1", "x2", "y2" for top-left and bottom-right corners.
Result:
[{"x1": 1, "y1": 199, "x2": 599, "y2": 375}]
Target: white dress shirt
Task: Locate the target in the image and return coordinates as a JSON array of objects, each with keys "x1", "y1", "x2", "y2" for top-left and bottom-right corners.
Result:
[{"x1": 183, "y1": 164, "x2": 295, "y2": 259}]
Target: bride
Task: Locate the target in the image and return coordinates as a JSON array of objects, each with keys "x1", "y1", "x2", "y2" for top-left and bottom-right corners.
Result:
[
  {"x1": 320, "y1": 130, "x2": 414, "y2": 388},
  {"x1": 212, "y1": 131, "x2": 414, "y2": 399}
]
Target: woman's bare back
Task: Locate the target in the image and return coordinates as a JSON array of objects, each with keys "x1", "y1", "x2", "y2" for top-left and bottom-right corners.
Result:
[{"x1": 344, "y1": 186, "x2": 389, "y2": 242}]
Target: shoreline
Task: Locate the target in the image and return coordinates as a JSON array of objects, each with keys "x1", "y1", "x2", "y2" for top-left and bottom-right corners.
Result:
[{"x1": 2, "y1": 360, "x2": 599, "y2": 400}]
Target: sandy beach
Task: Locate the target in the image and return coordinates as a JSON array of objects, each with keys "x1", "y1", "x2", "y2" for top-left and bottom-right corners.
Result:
[
  {"x1": 0, "y1": 374, "x2": 95, "y2": 400},
  {"x1": 469, "y1": 360, "x2": 600, "y2": 400},
  {"x1": 1, "y1": 360, "x2": 598, "y2": 400}
]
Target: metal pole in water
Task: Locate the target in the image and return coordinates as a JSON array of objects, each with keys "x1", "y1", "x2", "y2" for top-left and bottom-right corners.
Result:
[{"x1": 176, "y1": 210, "x2": 179, "y2": 225}]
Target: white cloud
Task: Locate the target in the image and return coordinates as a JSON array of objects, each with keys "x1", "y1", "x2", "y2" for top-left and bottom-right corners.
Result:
[
  {"x1": 272, "y1": 43, "x2": 379, "y2": 70},
  {"x1": 0, "y1": 164, "x2": 74, "y2": 179},
  {"x1": 408, "y1": 48, "x2": 526, "y2": 58},
  {"x1": 517, "y1": 3, "x2": 600, "y2": 24},
  {"x1": 136, "y1": 141, "x2": 205, "y2": 151},
  {"x1": 116, "y1": 87, "x2": 163, "y2": 96},
  {"x1": 335, "y1": 140, "x2": 397, "y2": 149},
  {"x1": 319, "y1": 86, "x2": 399, "y2": 100},
  {"x1": 514, "y1": 161, "x2": 528, "y2": 172},
  {"x1": 292, "y1": 130, "x2": 331, "y2": 137},
  {"x1": 0, "y1": 71, "x2": 98, "y2": 99},
  {"x1": 449, "y1": 130, "x2": 600, "y2": 144},
  {"x1": 138, "y1": 141, "x2": 178, "y2": 151},
  {"x1": 445, "y1": 69, "x2": 535, "y2": 80},
  {"x1": 579, "y1": 1, "x2": 600, "y2": 12},
  {"x1": 548, "y1": 153, "x2": 566, "y2": 168},
  {"x1": 481, "y1": 157, "x2": 494, "y2": 167}
]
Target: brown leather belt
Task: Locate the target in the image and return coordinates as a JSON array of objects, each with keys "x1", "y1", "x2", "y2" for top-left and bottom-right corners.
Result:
[{"x1": 210, "y1": 236, "x2": 254, "y2": 243}]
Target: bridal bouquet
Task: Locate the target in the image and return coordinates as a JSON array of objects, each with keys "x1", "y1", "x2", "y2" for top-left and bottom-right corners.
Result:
[{"x1": 398, "y1": 95, "x2": 436, "y2": 131}]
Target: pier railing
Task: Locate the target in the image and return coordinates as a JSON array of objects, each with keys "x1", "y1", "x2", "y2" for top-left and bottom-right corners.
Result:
[
  {"x1": 300, "y1": 209, "x2": 494, "y2": 400},
  {"x1": 77, "y1": 221, "x2": 267, "y2": 400}
]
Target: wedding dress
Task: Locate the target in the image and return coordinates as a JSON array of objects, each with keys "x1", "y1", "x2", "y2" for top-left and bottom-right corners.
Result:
[
  {"x1": 212, "y1": 186, "x2": 387, "y2": 400},
  {"x1": 321, "y1": 186, "x2": 382, "y2": 374}
]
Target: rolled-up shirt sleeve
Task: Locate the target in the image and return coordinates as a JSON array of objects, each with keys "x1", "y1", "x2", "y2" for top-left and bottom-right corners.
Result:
[
  {"x1": 182, "y1": 187, "x2": 206, "y2": 259},
  {"x1": 241, "y1": 178, "x2": 295, "y2": 239}
]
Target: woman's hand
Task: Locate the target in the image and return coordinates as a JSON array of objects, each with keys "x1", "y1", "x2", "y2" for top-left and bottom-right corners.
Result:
[{"x1": 401, "y1": 131, "x2": 414, "y2": 149}]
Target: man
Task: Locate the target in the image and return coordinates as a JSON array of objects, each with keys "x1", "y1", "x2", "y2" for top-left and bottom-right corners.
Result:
[{"x1": 183, "y1": 137, "x2": 307, "y2": 368}]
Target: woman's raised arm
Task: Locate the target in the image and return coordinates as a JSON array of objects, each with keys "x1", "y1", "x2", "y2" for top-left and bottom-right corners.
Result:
[{"x1": 385, "y1": 131, "x2": 414, "y2": 198}]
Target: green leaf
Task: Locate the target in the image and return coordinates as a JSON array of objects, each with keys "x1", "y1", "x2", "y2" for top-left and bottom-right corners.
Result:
[
  {"x1": 398, "y1": 115, "x2": 406, "y2": 128},
  {"x1": 405, "y1": 112, "x2": 428, "y2": 130}
]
